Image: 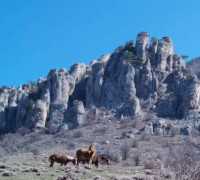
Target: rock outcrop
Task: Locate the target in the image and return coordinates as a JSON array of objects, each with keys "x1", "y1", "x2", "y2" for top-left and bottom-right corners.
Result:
[
  {"x1": 64, "y1": 100, "x2": 86, "y2": 129},
  {"x1": 0, "y1": 32, "x2": 199, "y2": 134},
  {"x1": 187, "y1": 57, "x2": 200, "y2": 78},
  {"x1": 47, "y1": 69, "x2": 75, "y2": 132},
  {"x1": 86, "y1": 54, "x2": 110, "y2": 106}
]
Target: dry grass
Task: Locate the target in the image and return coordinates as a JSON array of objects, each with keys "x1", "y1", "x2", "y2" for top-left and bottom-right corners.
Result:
[{"x1": 1, "y1": 117, "x2": 200, "y2": 180}]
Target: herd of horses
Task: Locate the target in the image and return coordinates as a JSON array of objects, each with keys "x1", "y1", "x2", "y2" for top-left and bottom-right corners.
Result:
[{"x1": 48, "y1": 144, "x2": 110, "y2": 169}]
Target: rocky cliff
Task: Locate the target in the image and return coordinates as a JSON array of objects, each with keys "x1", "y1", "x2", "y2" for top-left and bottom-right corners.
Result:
[
  {"x1": 0, "y1": 32, "x2": 200, "y2": 134},
  {"x1": 187, "y1": 57, "x2": 200, "y2": 78}
]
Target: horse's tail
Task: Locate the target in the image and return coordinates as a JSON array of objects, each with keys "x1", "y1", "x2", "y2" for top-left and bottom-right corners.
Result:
[
  {"x1": 48, "y1": 154, "x2": 54, "y2": 162},
  {"x1": 73, "y1": 158, "x2": 77, "y2": 165}
]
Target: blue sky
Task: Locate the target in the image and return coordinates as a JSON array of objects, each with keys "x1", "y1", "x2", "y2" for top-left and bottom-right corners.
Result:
[{"x1": 0, "y1": 0, "x2": 200, "y2": 86}]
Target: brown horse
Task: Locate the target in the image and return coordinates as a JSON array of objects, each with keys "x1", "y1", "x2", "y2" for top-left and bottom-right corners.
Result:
[
  {"x1": 76, "y1": 144, "x2": 97, "y2": 168},
  {"x1": 48, "y1": 154, "x2": 76, "y2": 167},
  {"x1": 76, "y1": 154, "x2": 110, "y2": 168},
  {"x1": 96, "y1": 154, "x2": 110, "y2": 166}
]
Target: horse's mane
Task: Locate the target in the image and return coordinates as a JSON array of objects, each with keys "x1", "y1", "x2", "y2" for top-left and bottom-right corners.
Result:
[{"x1": 88, "y1": 144, "x2": 96, "y2": 152}]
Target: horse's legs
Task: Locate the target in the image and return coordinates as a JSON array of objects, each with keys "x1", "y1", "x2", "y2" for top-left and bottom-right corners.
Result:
[
  {"x1": 88, "y1": 158, "x2": 92, "y2": 169},
  {"x1": 50, "y1": 160, "x2": 54, "y2": 167},
  {"x1": 76, "y1": 159, "x2": 80, "y2": 169},
  {"x1": 95, "y1": 161, "x2": 98, "y2": 168}
]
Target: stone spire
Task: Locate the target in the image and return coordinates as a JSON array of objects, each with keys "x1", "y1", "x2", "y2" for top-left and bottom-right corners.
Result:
[
  {"x1": 157, "y1": 36, "x2": 174, "y2": 71},
  {"x1": 135, "y1": 32, "x2": 149, "y2": 62}
]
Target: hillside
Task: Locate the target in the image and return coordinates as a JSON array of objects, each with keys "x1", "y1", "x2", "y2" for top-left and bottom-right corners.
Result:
[{"x1": 1, "y1": 32, "x2": 200, "y2": 180}]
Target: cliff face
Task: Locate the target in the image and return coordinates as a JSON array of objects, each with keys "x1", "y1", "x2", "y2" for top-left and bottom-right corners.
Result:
[
  {"x1": 0, "y1": 32, "x2": 199, "y2": 134},
  {"x1": 187, "y1": 57, "x2": 200, "y2": 78}
]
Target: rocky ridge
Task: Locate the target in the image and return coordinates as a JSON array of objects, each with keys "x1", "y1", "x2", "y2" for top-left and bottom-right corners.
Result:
[{"x1": 0, "y1": 32, "x2": 200, "y2": 134}]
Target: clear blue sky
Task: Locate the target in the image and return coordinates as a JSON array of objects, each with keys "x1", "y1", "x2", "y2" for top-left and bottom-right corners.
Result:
[{"x1": 0, "y1": 0, "x2": 200, "y2": 86}]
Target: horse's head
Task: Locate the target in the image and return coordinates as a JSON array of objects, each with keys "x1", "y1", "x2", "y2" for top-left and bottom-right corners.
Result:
[{"x1": 88, "y1": 144, "x2": 96, "y2": 152}]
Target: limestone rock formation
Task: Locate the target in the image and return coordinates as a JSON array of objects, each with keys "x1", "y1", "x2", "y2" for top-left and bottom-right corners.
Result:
[
  {"x1": 135, "y1": 32, "x2": 149, "y2": 62},
  {"x1": 0, "y1": 32, "x2": 200, "y2": 134},
  {"x1": 156, "y1": 37, "x2": 174, "y2": 72},
  {"x1": 86, "y1": 54, "x2": 110, "y2": 106},
  {"x1": 101, "y1": 50, "x2": 140, "y2": 116},
  {"x1": 187, "y1": 57, "x2": 200, "y2": 78},
  {"x1": 0, "y1": 88, "x2": 10, "y2": 131},
  {"x1": 47, "y1": 69, "x2": 76, "y2": 132},
  {"x1": 64, "y1": 100, "x2": 86, "y2": 129},
  {"x1": 47, "y1": 69, "x2": 75, "y2": 106}
]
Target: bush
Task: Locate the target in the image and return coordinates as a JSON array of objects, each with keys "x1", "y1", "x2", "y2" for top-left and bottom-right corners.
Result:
[
  {"x1": 170, "y1": 127, "x2": 179, "y2": 137},
  {"x1": 140, "y1": 133, "x2": 150, "y2": 141},
  {"x1": 120, "y1": 142, "x2": 130, "y2": 161},
  {"x1": 105, "y1": 150, "x2": 121, "y2": 163},
  {"x1": 144, "y1": 160, "x2": 157, "y2": 169},
  {"x1": 94, "y1": 127, "x2": 107, "y2": 135},
  {"x1": 132, "y1": 121, "x2": 137, "y2": 128},
  {"x1": 164, "y1": 143, "x2": 200, "y2": 180},
  {"x1": 31, "y1": 148, "x2": 40, "y2": 156},
  {"x1": 118, "y1": 121, "x2": 130, "y2": 129},
  {"x1": 17, "y1": 127, "x2": 31, "y2": 136},
  {"x1": 72, "y1": 131, "x2": 83, "y2": 138},
  {"x1": 131, "y1": 139, "x2": 138, "y2": 148},
  {"x1": 67, "y1": 142, "x2": 76, "y2": 150},
  {"x1": 133, "y1": 153, "x2": 140, "y2": 166}
]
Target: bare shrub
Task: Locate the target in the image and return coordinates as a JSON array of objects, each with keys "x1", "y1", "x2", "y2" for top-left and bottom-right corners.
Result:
[
  {"x1": 131, "y1": 120, "x2": 137, "y2": 128},
  {"x1": 30, "y1": 148, "x2": 40, "y2": 156},
  {"x1": 170, "y1": 127, "x2": 179, "y2": 137},
  {"x1": 155, "y1": 153, "x2": 162, "y2": 161},
  {"x1": 1, "y1": 133, "x2": 22, "y2": 153},
  {"x1": 110, "y1": 154, "x2": 121, "y2": 163},
  {"x1": 105, "y1": 150, "x2": 121, "y2": 163},
  {"x1": 144, "y1": 159, "x2": 159, "y2": 169},
  {"x1": 17, "y1": 127, "x2": 31, "y2": 136},
  {"x1": 191, "y1": 129, "x2": 200, "y2": 137},
  {"x1": 72, "y1": 131, "x2": 83, "y2": 138},
  {"x1": 132, "y1": 152, "x2": 140, "y2": 166},
  {"x1": 118, "y1": 121, "x2": 130, "y2": 129},
  {"x1": 139, "y1": 133, "x2": 150, "y2": 141},
  {"x1": 86, "y1": 109, "x2": 97, "y2": 124},
  {"x1": 67, "y1": 142, "x2": 76, "y2": 150},
  {"x1": 120, "y1": 142, "x2": 130, "y2": 161},
  {"x1": 161, "y1": 140, "x2": 171, "y2": 148},
  {"x1": 131, "y1": 139, "x2": 138, "y2": 148},
  {"x1": 94, "y1": 127, "x2": 107, "y2": 135},
  {"x1": 164, "y1": 142, "x2": 200, "y2": 180}
]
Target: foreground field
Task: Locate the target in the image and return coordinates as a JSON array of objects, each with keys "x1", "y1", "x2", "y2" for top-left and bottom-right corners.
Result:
[
  {"x1": 0, "y1": 152, "x2": 167, "y2": 180},
  {"x1": 0, "y1": 119, "x2": 200, "y2": 180}
]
